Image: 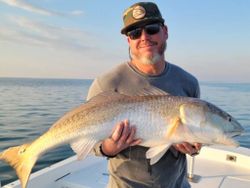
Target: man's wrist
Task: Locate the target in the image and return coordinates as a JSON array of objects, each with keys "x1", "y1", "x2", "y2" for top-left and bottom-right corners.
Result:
[{"x1": 99, "y1": 144, "x2": 117, "y2": 158}]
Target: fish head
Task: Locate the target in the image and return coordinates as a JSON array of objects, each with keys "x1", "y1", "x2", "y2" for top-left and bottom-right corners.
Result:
[
  {"x1": 202, "y1": 101, "x2": 244, "y2": 137},
  {"x1": 179, "y1": 99, "x2": 244, "y2": 146}
]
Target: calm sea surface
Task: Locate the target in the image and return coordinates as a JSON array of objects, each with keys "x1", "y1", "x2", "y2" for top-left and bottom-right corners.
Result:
[{"x1": 0, "y1": 78, "x2": 249, "y2": 186}]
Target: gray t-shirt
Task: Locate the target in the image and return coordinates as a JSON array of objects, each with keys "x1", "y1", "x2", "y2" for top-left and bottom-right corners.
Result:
[{"x1": 87, "y1": 62, "x2": 200, "y2": 188}]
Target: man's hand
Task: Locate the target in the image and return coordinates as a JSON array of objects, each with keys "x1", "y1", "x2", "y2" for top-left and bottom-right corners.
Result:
[
  {"x1": 101, "y1": 120, "x2": 142, "y2": 157},
  {"x1": 173, "y1": 142, "x2": 202, "y2": 156}
]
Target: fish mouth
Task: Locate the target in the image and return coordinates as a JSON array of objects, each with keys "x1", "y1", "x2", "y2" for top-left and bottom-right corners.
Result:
[
  {"x1": 227, "y1": 130, "x2": 244, "y2": 138},
  {"x1": 230, "y1": 120, "x2": 244, "y2": 137}
]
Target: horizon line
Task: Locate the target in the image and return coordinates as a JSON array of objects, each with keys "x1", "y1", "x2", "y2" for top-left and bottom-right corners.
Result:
[{"x1": 0, "y1": 76, "x2": 249, "y2": 84}]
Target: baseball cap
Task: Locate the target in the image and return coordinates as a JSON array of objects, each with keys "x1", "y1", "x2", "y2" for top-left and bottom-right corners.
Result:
[{"x1": 121, "y1": 2, "x2": 165, "y2": 34}]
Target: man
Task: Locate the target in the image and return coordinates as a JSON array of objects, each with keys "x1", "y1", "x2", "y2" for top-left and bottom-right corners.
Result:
[{"x1": 87, "y1": 2, "x2": 201, "y2": 188}]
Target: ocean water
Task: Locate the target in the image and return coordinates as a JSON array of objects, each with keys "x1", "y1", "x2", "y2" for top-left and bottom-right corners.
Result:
[{"x1": 0, "y1": 78, "x2": 249, "y2": 186}]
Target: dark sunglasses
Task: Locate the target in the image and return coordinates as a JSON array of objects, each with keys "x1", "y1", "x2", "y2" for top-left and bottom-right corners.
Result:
[{"x1": 126, "y1": 23, "x2": 162, "y2": 40}]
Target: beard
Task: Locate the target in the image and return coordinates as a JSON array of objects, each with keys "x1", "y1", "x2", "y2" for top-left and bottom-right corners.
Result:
[
  {"x1": 130, "y1": 41, "x2": 167, "y2": 65},
  {"x1": 139, "y1": 53, "x2": 161, "y2": 65}
]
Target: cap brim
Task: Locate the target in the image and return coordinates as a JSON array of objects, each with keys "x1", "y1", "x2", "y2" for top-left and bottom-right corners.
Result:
[{"x1": 121, "y1": 18, "x2": 164, "y2": 34}]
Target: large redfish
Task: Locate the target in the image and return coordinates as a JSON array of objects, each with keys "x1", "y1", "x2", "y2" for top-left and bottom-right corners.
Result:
[{"x1": 0, "y1": 91, "x2": 244, "y2": 188}]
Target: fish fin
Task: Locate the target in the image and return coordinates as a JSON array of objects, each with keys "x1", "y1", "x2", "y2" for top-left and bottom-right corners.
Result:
[
  {"x1": 166, "y1": 117, "x2": 182, "y2": 138},
  {"x1": 134, "y1": 86, "x2": 170, "y2": 96},
  {"x1": 70, "y1": 139, "x2": 97, "y2": 160},
  {"x1": 85, "y1": 87, "x2": 169, "y2": 110},
  {"x1": 87, "y1": 86, "x2": 169, "y2": 102},
  {"x1": 0, "y1": 143, "x2": 37, "y2": 188},
  {"x1": 146, "y1": 144, "x2": 172, "y2": 165},
  {"x1": 87, "y1": 91, "x2": 127, "y2": 103}
]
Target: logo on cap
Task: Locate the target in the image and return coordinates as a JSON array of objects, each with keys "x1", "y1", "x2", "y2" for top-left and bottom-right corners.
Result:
[{"x1": 132, "y1": 5, "x2": 146, "y2": 20}]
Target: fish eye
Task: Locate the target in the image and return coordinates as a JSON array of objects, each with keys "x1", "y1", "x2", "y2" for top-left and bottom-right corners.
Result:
[{"x1": 227, "y1": 116, "x2": 232, "y2": 122}]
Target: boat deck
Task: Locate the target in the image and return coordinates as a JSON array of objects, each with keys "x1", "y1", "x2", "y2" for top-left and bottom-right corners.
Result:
[
  {"x1": 187, "y1": 146, "x2": 250, "y2": 188},
  {"x1": 2, "y1": 146, "x2": 250, "y2": 188}
]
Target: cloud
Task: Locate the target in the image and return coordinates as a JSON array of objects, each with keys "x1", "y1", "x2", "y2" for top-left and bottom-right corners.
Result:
[
  {"x1": 0, "y1": 16, "x2": 97, "y2": 51},
  {"x1": 70, "y1": 10, "x2": 84, "y2": 16},
  {"x1": 0, "y1": 0, "x2": 84, "y2": 17},
  {"x1": 0, "y1": 0, "x2": 61, "y2": 16}
]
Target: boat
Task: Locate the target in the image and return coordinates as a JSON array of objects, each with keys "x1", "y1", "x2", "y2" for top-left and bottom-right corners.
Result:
[{"x1": 1, "y1": 146, "x2": 250, "y2": 188}]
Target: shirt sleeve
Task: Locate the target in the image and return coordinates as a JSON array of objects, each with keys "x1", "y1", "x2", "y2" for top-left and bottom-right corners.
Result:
[
  {"x1": 86, "y1": 78, "x2": 103, "y2": 101},
  {"x1": 195, "y1": 83, "x2": 201, "y2": 98}
]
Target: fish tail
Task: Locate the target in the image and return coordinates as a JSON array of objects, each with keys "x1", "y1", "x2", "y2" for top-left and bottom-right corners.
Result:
[{"x1": 0, "y1": 143, "x2": 37, "y2": 188}]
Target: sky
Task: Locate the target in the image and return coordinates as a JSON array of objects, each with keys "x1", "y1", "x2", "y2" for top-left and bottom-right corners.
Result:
[{"x1": 0, "y1": 0, "x2": 249, "y2": 82}]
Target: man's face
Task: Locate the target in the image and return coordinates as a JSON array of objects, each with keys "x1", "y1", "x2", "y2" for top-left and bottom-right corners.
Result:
[{"x1": 127, "y1": 23, "x2": 168, "y2": 65}]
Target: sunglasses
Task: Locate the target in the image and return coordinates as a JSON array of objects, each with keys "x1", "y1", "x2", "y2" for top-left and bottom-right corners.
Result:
[{"x1": 126, "y1": 23, "x2": 162, "y2": 40}]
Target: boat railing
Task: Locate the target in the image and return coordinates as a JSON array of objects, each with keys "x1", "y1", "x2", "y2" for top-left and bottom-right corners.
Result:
[{"x1": 187, "y1": 155, "x2": 202, "y2": 183}]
